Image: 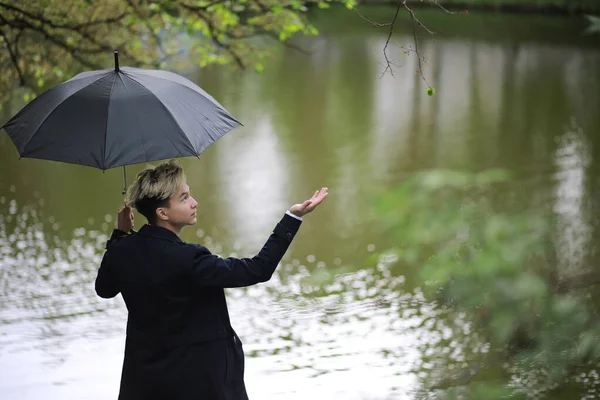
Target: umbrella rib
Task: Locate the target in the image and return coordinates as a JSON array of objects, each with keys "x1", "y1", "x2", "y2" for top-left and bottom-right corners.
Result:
[
  {"x1": 118, "y1": 73, "x2": 150, "y2": 163},
  {"x1": 102, "y1": 73, "x2": 118, "y2": 171},
  {"x1": 16, "y1": 73, "x2": 109, "y2": 156}
]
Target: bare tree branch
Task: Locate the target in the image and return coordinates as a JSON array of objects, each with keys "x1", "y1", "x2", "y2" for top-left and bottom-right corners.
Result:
[
  {"x1": 402, "y1": 2, "x2": 436, "y2": 35},
  {"x1": 431, "y1": 1, "x2": 459, "y2": 15},
  {"x1": 0, "y1": 25, "x2": 25, "y2": 85},
  {"x1": 379, "y1": 0, "x2": 402, "y2": 78},
  {"x1": 0, "y1": 1, "x2": 152, "y2": 78},
  {"x1": 404, "y1": 3, "x2": 431, "y2": 87},
  {"x1": 354, "y1": 8, "x2": 393, "y2": 28},
  {"x1": 7, "y1": 16, "x2": 102, "y2": 69},
  {"x1": 0, "y1": 2, "x2": 127, "y2": 31},
  {"x1": 355, "y1": 0, "x2": 447, "y2": 87}
]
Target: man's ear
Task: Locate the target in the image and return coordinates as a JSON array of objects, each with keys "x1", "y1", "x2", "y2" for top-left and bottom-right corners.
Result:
[{"x1": 156, "y1": 207, "x2": 169, "y2": 221}]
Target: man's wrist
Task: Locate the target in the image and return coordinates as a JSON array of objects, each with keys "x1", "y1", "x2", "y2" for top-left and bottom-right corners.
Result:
[{"x1": 285, "y1": 210, "x2": 302, "y2": 221}]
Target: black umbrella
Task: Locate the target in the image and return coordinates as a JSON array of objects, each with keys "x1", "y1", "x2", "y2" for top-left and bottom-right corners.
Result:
[{"x1": 2, "y1": 51, "x2": 241, "y2": 193}]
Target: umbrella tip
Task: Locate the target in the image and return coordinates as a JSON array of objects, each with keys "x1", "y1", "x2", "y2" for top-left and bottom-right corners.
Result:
[{"x1": 114, "y1": 50, "x2": 120, "y2": 72}]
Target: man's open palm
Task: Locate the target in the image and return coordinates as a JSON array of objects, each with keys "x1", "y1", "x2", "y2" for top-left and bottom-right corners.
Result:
[{"x1": 289, "y1": 187, "x2": 328, "y2": 218}]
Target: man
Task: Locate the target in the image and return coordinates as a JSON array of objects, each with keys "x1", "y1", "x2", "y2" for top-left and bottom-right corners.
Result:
[{"x1": 95, "y1": 160, "x2": 328, "y2": 400}]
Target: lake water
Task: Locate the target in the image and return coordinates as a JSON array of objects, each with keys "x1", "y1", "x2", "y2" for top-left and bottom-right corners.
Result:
[{"x1": 1, "y1": 7, "x2": 599, "y2": 399}]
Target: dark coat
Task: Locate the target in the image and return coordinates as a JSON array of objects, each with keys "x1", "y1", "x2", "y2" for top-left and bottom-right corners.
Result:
[{"x1": 95, "y1": 214, "x2": 302, "y2": 400}]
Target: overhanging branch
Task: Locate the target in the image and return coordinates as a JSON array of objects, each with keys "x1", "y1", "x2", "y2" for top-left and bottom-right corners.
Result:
[
  {"x1": 354, "y1": 0, "x2": 455, "y2": 86},
  {"x1": 0, "y1": 24, "x2": 26, "y2": 85}
]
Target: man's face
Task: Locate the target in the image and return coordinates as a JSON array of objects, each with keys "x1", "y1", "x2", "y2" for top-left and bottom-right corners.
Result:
[{"x1": 161, "y1": 183, "x2": 198, "y2": 227}]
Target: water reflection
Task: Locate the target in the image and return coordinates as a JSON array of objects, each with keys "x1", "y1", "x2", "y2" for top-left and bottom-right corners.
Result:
[
  {"x1": 215, "y1": 115, "x2": 291, "y2": 250},
  {"x1": 553, "y1": 118, "x2": 592, "y2": 278}
]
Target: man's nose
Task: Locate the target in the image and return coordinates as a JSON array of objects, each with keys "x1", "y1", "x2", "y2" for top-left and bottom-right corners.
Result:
[{"x1": 191, "y1": 197, "x2": 198, "y2": 208}]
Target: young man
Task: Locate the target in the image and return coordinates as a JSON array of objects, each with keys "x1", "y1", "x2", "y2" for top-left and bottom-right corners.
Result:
[{"x1": 95, "y1": 160, "x2": 328, "y2": 400}]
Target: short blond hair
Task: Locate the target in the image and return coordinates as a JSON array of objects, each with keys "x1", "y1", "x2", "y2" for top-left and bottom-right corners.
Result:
[{"x1": 125, "y1": 160, "x2": 186, "y2": 224}]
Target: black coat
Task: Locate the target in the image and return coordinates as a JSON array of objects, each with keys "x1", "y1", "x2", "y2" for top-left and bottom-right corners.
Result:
[{"x1": 95, "y1": 213, "x2": 302, "y2": 400}]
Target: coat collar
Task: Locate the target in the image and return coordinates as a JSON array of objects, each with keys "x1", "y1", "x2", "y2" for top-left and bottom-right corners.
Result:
[{"x1": 138, "y1": 224, "x2": 184, "y2": 243}]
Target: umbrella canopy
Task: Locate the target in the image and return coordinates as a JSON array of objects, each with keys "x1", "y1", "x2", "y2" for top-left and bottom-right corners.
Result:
[{"x1": 2, "y1": 52, "x2": 241, "y2": 174}]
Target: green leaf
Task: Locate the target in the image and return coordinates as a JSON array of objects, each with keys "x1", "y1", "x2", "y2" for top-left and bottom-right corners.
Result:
[{"x1": 193, "y1": 20, "x2": 203, "y2": 31}]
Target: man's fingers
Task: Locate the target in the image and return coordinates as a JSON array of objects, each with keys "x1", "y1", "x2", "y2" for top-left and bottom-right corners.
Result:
[
  {"x1": 315, "y1": 188, "x2": 328, "y2": 200},
  {"x1": 311, "y1": 187, "x2": 327, "y2": 200},
  {"x1": 310, "y1": 191, "x2": 328, "y2": 208}
]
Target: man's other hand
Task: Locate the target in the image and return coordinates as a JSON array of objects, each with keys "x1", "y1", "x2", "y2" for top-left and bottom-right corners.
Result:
[
  {"x1": 288, "y1": 187, "x2": 329, "y2": 218},
  {"x1": 117, "y1": 205, "x2": 135, "y2": 232}
]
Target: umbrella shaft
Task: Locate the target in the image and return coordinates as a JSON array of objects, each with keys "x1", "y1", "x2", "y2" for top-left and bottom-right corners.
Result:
[{"x1": 122, "y1": 166, "x2": 127, "y2": 195}]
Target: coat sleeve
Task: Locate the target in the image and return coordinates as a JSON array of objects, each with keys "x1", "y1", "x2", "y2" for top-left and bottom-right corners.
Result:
[
  {"x1": 190, "y1": 214, "x2": 302, "y2": 288},
  {"x1": 95, "y1": 229, "x2": 128, "y2": 298}
]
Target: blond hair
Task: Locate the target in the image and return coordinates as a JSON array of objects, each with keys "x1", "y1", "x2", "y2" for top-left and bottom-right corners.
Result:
[{"x1": 125, "y1": 160, "x2": 186, "y2": 224}]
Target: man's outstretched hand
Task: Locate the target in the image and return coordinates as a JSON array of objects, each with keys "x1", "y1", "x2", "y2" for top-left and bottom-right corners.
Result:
[{"x1": 288, "y1": 187, "x2": 329, "y2": 218}]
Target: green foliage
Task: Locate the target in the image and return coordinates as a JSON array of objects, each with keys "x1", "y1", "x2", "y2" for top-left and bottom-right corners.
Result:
[
  {"x1": 0, "y1": 0, "x2": 356, "y2": 104},
  {"x1": 374, "y1": 170, "x2": 600, "y2": 398}
]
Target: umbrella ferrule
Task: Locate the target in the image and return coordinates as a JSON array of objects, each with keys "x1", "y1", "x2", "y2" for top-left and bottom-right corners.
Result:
[{"x1": 114, "y1": 50, "x2": 120, "y2": 72}]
